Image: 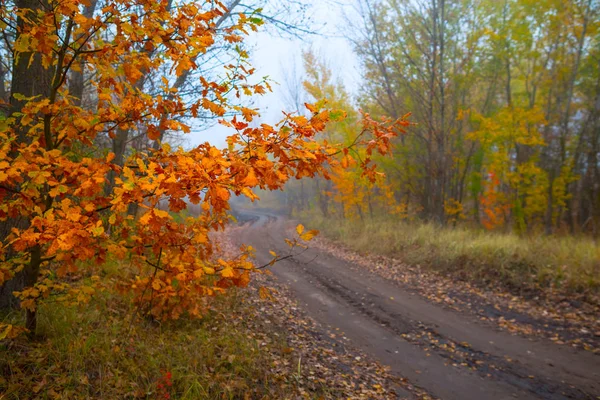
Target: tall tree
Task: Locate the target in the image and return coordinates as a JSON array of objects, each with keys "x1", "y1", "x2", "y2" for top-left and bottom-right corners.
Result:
[{"x1": 348, "y1": 0, "x2": 599, "y2": 233}]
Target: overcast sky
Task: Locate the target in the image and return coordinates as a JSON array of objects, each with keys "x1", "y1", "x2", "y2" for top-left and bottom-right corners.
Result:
[{"x1": 186, "y1": 0, "x2": 361, "y2": 149}]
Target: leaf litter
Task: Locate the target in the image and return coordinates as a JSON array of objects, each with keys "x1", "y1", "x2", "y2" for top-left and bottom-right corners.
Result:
[
  {"x1": 218, "y1": 229, "x2": 434, "y2": 399},
  {"x1": 305, "y1": 233, "x2": 600, "y2": 354}
]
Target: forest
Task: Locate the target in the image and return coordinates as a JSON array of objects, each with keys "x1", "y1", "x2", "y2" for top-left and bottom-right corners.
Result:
[
  {"x1": 0, "y1": 0, "x2": 599, "y2": 398},
  {"x1": 280, "y1": 0, "x2": 600, "y2": 237}
]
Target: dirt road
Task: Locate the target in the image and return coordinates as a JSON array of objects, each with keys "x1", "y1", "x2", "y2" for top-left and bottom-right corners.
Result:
[{"x1": 232, "y1": 209, "x2": 600, "y2": 400}]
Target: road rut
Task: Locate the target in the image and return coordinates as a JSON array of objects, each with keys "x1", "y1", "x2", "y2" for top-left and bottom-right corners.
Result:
[{"x1": 233, "y1": 209, "x2": 600, "y2": 400}]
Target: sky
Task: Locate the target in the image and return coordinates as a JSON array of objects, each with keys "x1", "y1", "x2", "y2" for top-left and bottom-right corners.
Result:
[{"x1": 185, "y1": 0, "x2": 362, "y2": 149}]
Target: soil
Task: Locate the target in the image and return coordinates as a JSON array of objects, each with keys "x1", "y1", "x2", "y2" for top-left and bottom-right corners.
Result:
[{"x1": 231, "y1": 208, "x2": 600, "y2": 400}]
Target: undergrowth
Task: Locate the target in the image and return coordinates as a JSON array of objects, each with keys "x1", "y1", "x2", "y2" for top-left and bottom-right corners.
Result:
[
  {"x1": 301, "y1": 212, "x2": 600, "y2": 303},
  {"x1": 0, "y1": 286, "x2": 298, "y2": 399}
]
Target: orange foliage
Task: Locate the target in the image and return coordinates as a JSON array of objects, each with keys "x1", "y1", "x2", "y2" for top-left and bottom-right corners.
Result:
[
  {"x1": 480, "y1": 172, "x2": 510, "y2": 230},
  {"x1": 0, "y1": 0, "x2": 403, "y2": 329},
  {"x1": 300, "y1": 52, "x2": 410, "y2": 220}
]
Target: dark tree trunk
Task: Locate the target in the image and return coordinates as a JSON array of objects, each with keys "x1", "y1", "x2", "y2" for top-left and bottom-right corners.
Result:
[{"x1": 0, "y1": 0, "x2": 53, "y2": 310}]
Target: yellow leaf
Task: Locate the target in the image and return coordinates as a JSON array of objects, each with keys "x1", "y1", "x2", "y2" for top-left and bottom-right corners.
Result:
[
  {"x1": 221, "y1": 267, "x2": 235, "y2": 278},
  {"x1": 296, "y1": 224, "x2": 304, "y2": 235},
  {"x1": 139, "y1": 212, "x2": 152, "y2": 225},
  {"x1": 305, "y1": 102, "x2": 317, "y2": 113},
  {"x1": 259, "y1": 286, "x2": 272, "y2": 300},
  {"x1": 136, "y1": 158, "x2": 146, "y2": 172},
  {"x1": 243, "y1": 170, "x2": 258, "y2": 186},
  {"x1": 240, "y1": 107, "x2": 258, "y2": 122},
  {"x1": 241, "y1": 187, "x2": 258, "y2": 200},
  {"x1": 154, "y1": 208, "x2": 169, "y2": 219},
  {"x1": 0, "y1": 324, "x2": 11, "y2": 340},
  {"x1": 0, "y1": 324, "x2": 28, "y2": 340},
  {"x1": 237, "y1": 271, "x2": 250, "y2": 287},
  {"x1": 203, "y1": 266, "x2": 216, "y2": 275},
  {"x1": 67, "y1": 211, "x2": 81, "y2": 222},
  {"x1": 269, "y1": 250, "x2": 277, "y2": 257},
  {"x1": 300, "y1": 230, "x2": 319, "y2": 241},
  {"x1": 90, "y1": 225, "x2": 104, "y2": 237},
  {"x1": 216, "y1": 187, "x2": 230, "y2": 201}
]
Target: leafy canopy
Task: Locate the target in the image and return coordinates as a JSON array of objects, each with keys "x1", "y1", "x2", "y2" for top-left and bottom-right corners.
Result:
[{"x1": 0, "y1": 0, "x2": 405, "y2": 330}]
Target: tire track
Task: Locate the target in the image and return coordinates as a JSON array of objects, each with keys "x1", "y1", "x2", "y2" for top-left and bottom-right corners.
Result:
[{"x1": 232, "y1": 208, "x2": 600, "y2": 400}]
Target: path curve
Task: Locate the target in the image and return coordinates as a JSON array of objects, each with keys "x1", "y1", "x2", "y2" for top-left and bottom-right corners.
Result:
[{"x1": 232, "y1": 209, "x2": 600, "y2": 400}]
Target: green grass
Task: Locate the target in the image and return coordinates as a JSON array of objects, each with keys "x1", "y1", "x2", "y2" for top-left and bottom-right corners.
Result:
[
  {"x1": 301, "y1": 212, "x2": 600, "y2": 302},
  {"x1": 0, "y1": 287, "x2": 296, "y2": 399}
]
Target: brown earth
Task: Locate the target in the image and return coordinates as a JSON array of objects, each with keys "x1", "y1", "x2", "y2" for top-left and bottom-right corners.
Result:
[{"x1": 232, "y1": 208, "x2": 600, "y2": 400}]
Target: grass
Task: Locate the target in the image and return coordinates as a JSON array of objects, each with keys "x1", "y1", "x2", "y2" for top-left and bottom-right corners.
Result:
[
  {"x1": 300, "y1": 212, "x2": 600, "y2": 302},
  {"x1": 0, "y1": 286, "x2": 298, "y2": 399}
]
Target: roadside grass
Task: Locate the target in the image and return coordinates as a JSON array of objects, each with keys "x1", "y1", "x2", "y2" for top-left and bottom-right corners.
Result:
[
  {"x1": 0, "y1": 283, "x2": 303, "y2": 399},
  {"x1": 300, "y1": 212, "x2": 600, "y2": 302}
]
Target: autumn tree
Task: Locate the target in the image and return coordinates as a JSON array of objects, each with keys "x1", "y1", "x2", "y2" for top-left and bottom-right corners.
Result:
[
  {"x1": 0, "y1": 0, "x2": 403, "y2": 335},
  {"x1": 349, "y1": 0, "x2": 599, "y2": 233},
  {"x1": 274, "y1": 51, "x2": 408, "y2": 220}
]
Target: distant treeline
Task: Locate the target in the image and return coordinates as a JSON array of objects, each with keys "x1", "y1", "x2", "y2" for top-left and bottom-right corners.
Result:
[{"x1": 281, "y1": 0, "x2": 600, "y2": 236}]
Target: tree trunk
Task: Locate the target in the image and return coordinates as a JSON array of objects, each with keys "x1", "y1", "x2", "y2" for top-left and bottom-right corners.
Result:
[
  {"x1": 0, "y1": 0, "x2": 52, "y2": 310},
  {"x1": 24, "y1": 246, "x2": 42, "y2": 333},
  {"x1": 561, "y1": 0, "x2": 591, "y2": 233}
]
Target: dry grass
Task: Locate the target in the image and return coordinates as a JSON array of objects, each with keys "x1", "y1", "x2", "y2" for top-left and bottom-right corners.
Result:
[
  {"x1": 301, "y1": 213, "x2": 600, "y2": 301},
  {"x1": 0, "y1": 286, "x2": 297, "y2": 399}
]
